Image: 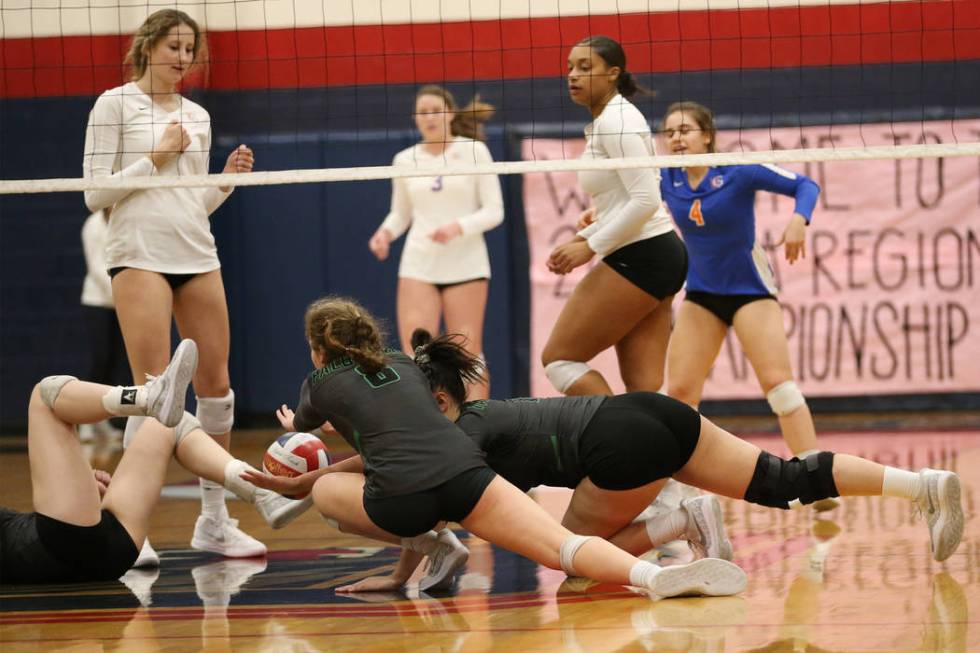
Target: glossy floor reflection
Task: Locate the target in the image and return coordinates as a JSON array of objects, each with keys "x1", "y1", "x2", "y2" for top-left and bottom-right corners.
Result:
[{"x1": 0, "y1": 429, "x2": 977, "y2": 652}]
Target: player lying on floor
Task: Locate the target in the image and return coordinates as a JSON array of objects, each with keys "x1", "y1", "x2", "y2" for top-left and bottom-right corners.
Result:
[{"x1": 0, "y1": 339, "x2": 308, "y2": 585}]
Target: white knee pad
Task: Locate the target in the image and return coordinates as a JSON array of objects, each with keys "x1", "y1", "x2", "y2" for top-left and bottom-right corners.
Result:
[
  {"x1": 544, "y1": 360, "x2": 592, "y2": 394},
  {"x1": 559, "y1": 534, "x2": 594, "y2": 577},
  {"x1": 174, "y1": 412, "x2": 202, "y2": 446},
  {"x1": 38, "y1": 375, "x2": 77, "y2": 409},
  {"x1": 196, "y1": 389, "x2": 235, "y2": 435},
  {"x1": 766, "y1": 380, "x2": 806, "y2": 416}
]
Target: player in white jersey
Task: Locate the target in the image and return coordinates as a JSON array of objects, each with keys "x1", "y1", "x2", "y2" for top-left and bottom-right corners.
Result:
[
  {"x1": 368, "y1": 85, "x2": 504, "y2": 400},
  {"x1": 542, "y1": 36, "x2": 687, "y2": 397},
  {"x1": 82, "y1": 9, "x2": 263, "y2": 563}
]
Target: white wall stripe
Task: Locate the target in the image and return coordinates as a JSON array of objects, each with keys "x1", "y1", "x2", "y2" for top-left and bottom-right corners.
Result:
[{"x1": 2, "y1": 0, "x2": 908, "y2": 39}]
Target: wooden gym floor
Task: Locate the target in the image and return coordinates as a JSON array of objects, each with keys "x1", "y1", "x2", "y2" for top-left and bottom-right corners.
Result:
[{"x1": 0, "y1": 421, "x2": 977, "y2": 652}]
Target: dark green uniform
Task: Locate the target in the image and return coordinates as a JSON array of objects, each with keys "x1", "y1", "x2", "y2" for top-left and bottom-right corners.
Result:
[
  {"x1": 293, "y1": 351, "x2": 486, "y2": 499},
  {"x1": 456, "y1": 396, "x2": 606, "y2": 492}
]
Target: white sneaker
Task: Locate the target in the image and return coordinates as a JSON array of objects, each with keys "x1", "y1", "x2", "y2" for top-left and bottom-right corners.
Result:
[
  {"x1": 418, "y1": 529, "x2": 469, "y2": 592},
  {"x1": 192, "y1": 558, "x2": 268, "y2": 607},
  {"x1": 253, "y1": 489, "x2": 313, "y2": 529},
  {"x1": 190, "y1": 515, "x2": 267, "y2": 558},
  {"x1": 144, "y1": 339, "x2": 198, "y2": 427},
  {"x1": 132, "y1": 539, "x2": 160, "y2": 568},
  {"x1": 650, "y1": 558, "x2": 747, "y2": 599},
  {"x1": 914, "y1": 468, "x2": 964, "y2": 562},
  {"x1": 682, "y1": 495, "x2": 733, "y2": 561}
]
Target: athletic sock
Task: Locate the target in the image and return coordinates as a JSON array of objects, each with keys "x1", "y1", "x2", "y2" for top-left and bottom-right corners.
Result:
[
  {"x1": 201, "y1": 478, "x2": 229, "y2": 520},
  {"x1": 644, "y1": 508, "x2": 689, "y2": 547},
  {"x1": 102, "y1": 385, "x2": 148, "y2": 417},
  {"x1": 629, "y1": 560, "x2": 662, "y2": 589},
  {"x1": 882, "y1": 467, "x2": 922, "y2": 500}
]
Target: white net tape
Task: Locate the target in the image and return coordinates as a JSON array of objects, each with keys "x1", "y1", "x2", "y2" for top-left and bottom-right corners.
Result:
[{"x1": 2, "y1": 142, "x2": 978, "y2": 195}]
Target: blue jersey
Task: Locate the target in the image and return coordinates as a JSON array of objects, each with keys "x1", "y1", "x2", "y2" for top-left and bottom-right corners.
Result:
[{"x1": 660, "y1": 164, "x2": 820, "y2": 295}]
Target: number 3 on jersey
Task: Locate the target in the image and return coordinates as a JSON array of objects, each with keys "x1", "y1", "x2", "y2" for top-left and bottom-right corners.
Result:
[{"x1": 688, "y1": 199, "x2": 705, "y2": 227}]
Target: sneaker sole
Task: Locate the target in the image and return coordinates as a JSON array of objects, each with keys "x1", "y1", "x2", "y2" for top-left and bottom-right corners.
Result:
[
  {"x1": 701, "y1": 496, "x2": 734, "y2": 561},
  {"x1": 419, "y1": 546, "x2": 469, "y2": 592},
  {"x1": 652, "y1": 558, "x2": 747, "y2": 598},
  {"x1": 154, "y1": 340, "x2": 198, "y2": 428},
  {"x1": 933, "y1": 473, "x2": 963, "y2": 562},
  {"x1": 190, "y1": 536, "x2": 267, "y2": 558}
]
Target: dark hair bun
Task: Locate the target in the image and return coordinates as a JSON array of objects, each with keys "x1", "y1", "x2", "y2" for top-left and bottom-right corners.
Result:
[{"x1": 410, "y1": 328, "x2": 434, "y2": 351}]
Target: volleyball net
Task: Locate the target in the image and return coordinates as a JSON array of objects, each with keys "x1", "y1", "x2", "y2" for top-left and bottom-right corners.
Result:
[{"x1": 1, "y1": 0, "x2": 978, "y2": 419}]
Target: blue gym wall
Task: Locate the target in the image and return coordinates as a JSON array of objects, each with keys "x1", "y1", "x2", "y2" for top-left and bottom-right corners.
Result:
[{"x1": 2, "y1": 61, "x2": 979, "y2": 429}]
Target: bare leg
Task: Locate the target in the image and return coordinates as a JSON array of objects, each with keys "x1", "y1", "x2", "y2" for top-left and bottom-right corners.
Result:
[
  {"x1": 563, "y1": 477, "x2": 668, "y2": 556},
  {"x1": 396, "y1": 278, "x2": 442, "y2": 353},
  {"x1": 442, "y1": 280, "x2": 490, "y2": 400},
  {"x1": 733, "y1": 299, "x2": 818, "y2": 455},
  {"x1": 27, "y1": 383, "x2": 104, "y2": 526},
  {"x1": 542, "y1": 262, "x2": 658, "y2": 396},
  {"x1": 615, "y1": 297, "x2": 672, "y2": 393},
  {"x1": 675, "y1": 417, "x2": 887, "y2": 499},
  {"x1": 666, "y1": 301, "x2": 728, "y2": 408},
  {"x1": 461, "y1": 477, "x2": 639, "y2": 584},
  {"x1": 111, "y1": 269, "x2": 174, "y2": 383},
  {"x1": 100, "y1": 419, "x2": 178, "y2": 547},
  {"x1": 173, "y1": 270, "x2": 232, "y2": 449}
]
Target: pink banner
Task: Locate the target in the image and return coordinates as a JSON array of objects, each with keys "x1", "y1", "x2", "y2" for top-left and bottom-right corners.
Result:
[{"x1": 523, "y1": 119, "x2": 980, "y2": 399}]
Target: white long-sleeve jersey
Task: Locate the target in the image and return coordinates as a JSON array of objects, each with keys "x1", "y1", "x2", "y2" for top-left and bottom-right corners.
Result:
[
  {"x1": 576, "y1": 94, "x2": 672, "y2": 257},
  {"x1": 83, "y1": 82, "x2": 231, "y2": 274},
  {"x1": 379, "y1": 137, "x2": 504, "y2": 284}
]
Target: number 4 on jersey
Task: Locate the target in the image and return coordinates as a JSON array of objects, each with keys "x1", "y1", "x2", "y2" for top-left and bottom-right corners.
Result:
[{"x1": 688, "y1": 199, "x2": 705, "y2": 227}]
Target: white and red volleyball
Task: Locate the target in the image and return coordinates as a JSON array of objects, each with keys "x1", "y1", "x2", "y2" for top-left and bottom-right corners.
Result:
[{"x1": 262, "y1": 432, "x2": 331, "y2": 499}]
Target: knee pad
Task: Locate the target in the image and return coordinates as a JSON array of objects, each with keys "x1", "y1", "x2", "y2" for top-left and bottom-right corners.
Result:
[
  {"x1": 744, "y1": 451, "x2": 839, "y2": 509},
  {"x1": 196, "y1": 389, "x2": 234, "y2": 435},
  {"x1": 544, "y1": 360, "x2": 592, "y2": 394},
  {"x1": 38, "y1": 375, "x2": 77, "y2": 409},
  {"x1": 559, "y1": 534, "x2": 594, "y2": 576},
  {"x1": 766, "y1": 380, "x2": 806, "y2": 416},
  {"x1": 174, "y1": 412, "x2": 202, "y2": 446}
]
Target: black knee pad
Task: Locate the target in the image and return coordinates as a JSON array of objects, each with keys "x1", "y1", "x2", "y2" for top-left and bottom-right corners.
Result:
[{"x1": 743, "y1": 451, "x2": 839, "y2": 509}]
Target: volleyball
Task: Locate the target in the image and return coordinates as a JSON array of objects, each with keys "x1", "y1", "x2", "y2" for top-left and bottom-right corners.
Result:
[{"x1": 262, "y1": 432, "x2": 331, "y2": 499}]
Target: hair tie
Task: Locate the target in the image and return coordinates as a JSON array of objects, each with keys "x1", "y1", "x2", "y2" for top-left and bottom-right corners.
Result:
[{"x1": 414, "y1": 345, "x2": 430, "y2": 366}]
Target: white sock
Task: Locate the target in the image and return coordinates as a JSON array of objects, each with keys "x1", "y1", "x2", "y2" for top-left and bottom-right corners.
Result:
[
  {"x1": 102, "y1": 385, "x2": 148, "y2": 417},
  {"x1": 644, "y1": 508, "x2": 689, "y2": 547},
  {"x1": 629, "y1": 560, "x2": 662, "y2": 589},
  {"x1": 200, "y1": 478, "x2": 229, "y2": 520},
  {"x1": 882, "y1": 467, "x2": 922, "y2": 499},
  {"x1": 401, "y1": 531, "x2": 439, "y2": 554},
  {"x1": 222, "y1": 459, "x2": 258, "y2": 503}
]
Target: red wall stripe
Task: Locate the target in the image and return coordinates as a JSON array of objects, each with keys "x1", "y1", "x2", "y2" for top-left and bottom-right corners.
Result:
[{"x1": 2, "y1": 1, "x2": 978, "y2": 98}]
